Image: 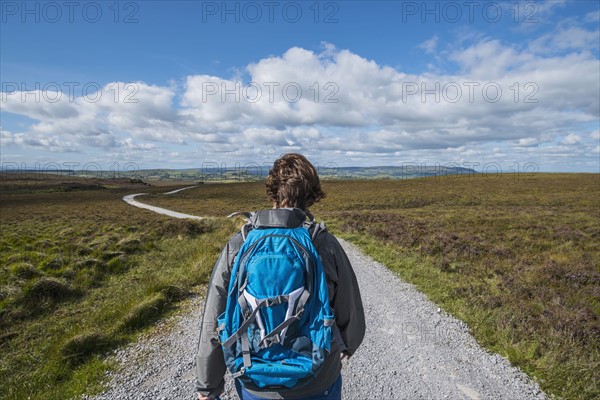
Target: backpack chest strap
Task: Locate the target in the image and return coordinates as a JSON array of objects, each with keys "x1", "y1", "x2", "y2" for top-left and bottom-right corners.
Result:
[
  {"x1": 222, "y1": 287, "x2": 311, "y2": 372},
  {"x1": 222, "y1": 296, "x2": 266, "y2": 349},
  {"x1": 259, "y1": 289, "x2": 310, "y2": 348}
]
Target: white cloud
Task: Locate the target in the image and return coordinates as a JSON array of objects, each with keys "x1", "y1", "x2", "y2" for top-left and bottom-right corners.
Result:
[
  {"x1": 513, "y1": 137, "x2": 546, "y2": 147},
  {"x1": 561, "y1": 134, "x2": 582, "y2": 145},
  {"x1": 585, "y1": 10, "x2": 600, "y2": 23},
  {"x1": 119, "y1": 137, "x2": 156, "y2": 150},
  {"x1": 535, "y1": 0, "x2": 568, "y2": 17},
  {"x1": 2, "y1": 90, "x2": 80, "y2": 120},
  {"x1": 529, "y1": 27, "x2": 600, "y2": 54},
  {"x1": 419, "y1": 36, "x2": 439, "y2": 54},
  {"x1": 1, "y1": 25, "x2": 599, "y2": 170}
]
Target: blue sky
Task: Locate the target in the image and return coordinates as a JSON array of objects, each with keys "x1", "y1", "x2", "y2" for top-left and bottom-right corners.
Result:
[{"x1": 1, "y1": 0, "x2": 599, "y2": 172}]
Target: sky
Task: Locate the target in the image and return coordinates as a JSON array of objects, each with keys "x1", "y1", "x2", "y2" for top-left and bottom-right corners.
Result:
[{"x1": 1, "y1": 0, "x2": 599, "y2": 173}]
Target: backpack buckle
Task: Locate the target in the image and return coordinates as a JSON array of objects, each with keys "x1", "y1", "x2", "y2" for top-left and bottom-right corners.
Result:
[
  {"x1": 266, "y1": 295, "x2": 286, "y2": 307},
  {"x1": 232, "y1": 366, "x2": 246, "y2": 379},
  {"x1": 269, "y1": 297, "x2": 278, "y2": 306},
  {"x1": 260, "y1": 334, "x2": 281, "y2": 348}
]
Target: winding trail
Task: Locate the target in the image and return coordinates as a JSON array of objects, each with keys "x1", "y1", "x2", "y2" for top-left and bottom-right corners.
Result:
[
  {"x1": 100, "y1": 189, "x2": 549, "y2": 399},
  {"x1": 122, "y1": 186, "x2": 203, "y2": 220}
]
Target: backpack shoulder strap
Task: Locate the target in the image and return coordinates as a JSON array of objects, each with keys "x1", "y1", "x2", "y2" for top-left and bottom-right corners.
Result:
[
  {"x1": 305, "y1": 220, "x2": 346, "y2": 352},
  {"x1": 309, "y1": 220, "x2": 327, "y2": 242},
  {"x1": 227, "y1": 211, "x2": 254, "y2": 220},
  {"x1": 301, "y1": 209, "x2": 327, "y2": 242},
  {"x1": 228, "y1": 209, "x2": 327, "y2": 242},
  {"x1": 227, "y1": 211, "x2": 255, "y2": 241}
]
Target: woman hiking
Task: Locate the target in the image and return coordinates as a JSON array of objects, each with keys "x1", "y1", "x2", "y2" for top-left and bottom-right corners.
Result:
[{"x1": 195, "y1": 153, "x2": 365, "y2": 400}]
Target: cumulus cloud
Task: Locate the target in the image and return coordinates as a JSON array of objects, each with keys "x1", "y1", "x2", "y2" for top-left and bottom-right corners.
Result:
[{"x1": 2, "y1": 26, "x2": 599, "y2": 170}]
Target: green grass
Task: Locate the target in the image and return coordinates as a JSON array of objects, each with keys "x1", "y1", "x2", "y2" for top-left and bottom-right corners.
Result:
[
  {"x1": 318, "y1": 174, "x2": 599, "y2": 400},
  {"x1": 2, "y1": 173, "x2": 598, "y2": 399},
  {"x1": 0, "y1": 180, "x2": 237, "y2": 399},
  {"x1": 140, "y1": 173, "x2": 599, "y2": 400}
]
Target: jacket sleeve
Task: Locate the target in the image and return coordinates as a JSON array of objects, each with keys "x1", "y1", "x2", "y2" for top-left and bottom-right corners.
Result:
[
  {"x1": 195, "y1": 233, "x2": 243, "y2": 398},
  {"x1": 316, "y1": 232, "x2": 366, "y2": 357}
]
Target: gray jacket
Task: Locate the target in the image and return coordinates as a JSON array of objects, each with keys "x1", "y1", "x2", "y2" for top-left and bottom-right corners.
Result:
[{"x1": 195, "y1": 208, "x2": 366, "y2": 399}]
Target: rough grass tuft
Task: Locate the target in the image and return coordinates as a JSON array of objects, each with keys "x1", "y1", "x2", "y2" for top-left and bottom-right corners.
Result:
[
  {"x1": 157, "y1": 219, "x2": 213, "y2": 237},
  {"x1": 117, "y1": 238, "x2": 143, "y2": 254},
  {"x1": 101, "y1": 251, "x2": 125, "y2": 261},
  {"x1": 160, "y1": 284, "x2": 188, "y2": 302},
  {"x1": 117, "y1": 293, "x2": 168, "y2": 332},
  {"x1": 0, "y1": 284, "x2": 19, "y2": 301},
  {"x1": 39, "y1": 255, "x2": 65, "y2": 271},
  {"x1": 74, "y1": 258, "x2": 104, "y2": 270},
  {"x1": 23, "y1": 277, "x2": 81, "y2": 303},
  {"x1": 60, "y1": 331, "x2": 118, "y2": 366},
  {"x1": 0, "y1": 331, "x2": 18, "y2": 346},
  {"x1": 105, "y1": 255, "x2": 129, "y2": 274},
  {"x1": 9, "y1": 262, "x2": 42, "y2": 280}
]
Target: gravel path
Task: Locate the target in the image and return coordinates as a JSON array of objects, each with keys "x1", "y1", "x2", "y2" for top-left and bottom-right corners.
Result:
[
  {"x1": 163, "y1": 186, "x2": 200, "y2": 195},
  {"x1": 122, "y1": 189, "x2": 204, "y2": 220},
  {"x1": 86, "y1": 237, "x2": 547, "y2": 399}
]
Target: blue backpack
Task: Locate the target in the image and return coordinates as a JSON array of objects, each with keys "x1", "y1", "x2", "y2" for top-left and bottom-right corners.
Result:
[{"x1": 218, "y1": 209, "x2": 334, "y2": 390}]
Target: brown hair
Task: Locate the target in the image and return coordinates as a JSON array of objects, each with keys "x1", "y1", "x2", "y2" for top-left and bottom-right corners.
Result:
[{"x1": 266, "y1": 153, "x2": 325, "y2": 210}]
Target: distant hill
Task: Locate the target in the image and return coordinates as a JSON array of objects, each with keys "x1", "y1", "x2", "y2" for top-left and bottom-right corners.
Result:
[
  {"x1": 1, "y1": 166, "x2": 478, "y2": 183},
  {"x1": 109, "y1": 165, "x2": 477, "y2": 181},
  {"x1": 318, "y1": 165, "x2": 477, "y2": 180},
  {"x1": 132, "y1": 165, "x2": 477, "y2": 182}
]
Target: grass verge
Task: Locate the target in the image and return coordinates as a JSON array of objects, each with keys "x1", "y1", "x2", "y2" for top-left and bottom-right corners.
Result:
[
  {"x1": 0, "y1": 181, "x2": 238, "y2": 399},
  {"x1": 317, "y1": 174, "x2": 599, "y2": 400}
]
